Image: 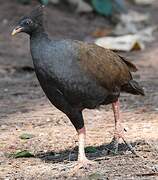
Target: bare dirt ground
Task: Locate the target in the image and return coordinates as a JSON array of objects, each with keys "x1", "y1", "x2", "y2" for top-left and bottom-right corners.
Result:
[{"x1": 0, "y1": 1, "x2": 158, "y2": 179}]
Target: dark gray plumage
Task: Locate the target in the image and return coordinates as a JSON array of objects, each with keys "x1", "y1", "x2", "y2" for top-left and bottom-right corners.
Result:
[{"x1": 12, "y1": 6, "x2": 144, "y2": 167}]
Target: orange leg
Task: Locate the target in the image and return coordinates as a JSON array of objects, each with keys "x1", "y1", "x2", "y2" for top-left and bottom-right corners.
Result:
[
  {"x1": 107, "y1": 100, "x2": 137, "y2": 155},
  {"x1": 77, "y1": 127, "x2": 88, "y2": 162},
  {"x1": 70, "y1": 127, "x2": 95, "y2": 171}
]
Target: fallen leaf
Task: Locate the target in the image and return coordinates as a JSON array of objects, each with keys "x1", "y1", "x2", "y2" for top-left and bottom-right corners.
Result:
[
  {"x1": 11, "y1": 150, "x2": 34, "y2": 158},
  {"x1": 88, "y1": 172, "x2": 103, "y2": 180},
  {"x1": 19, "y1": 133, "x2": 34, "y2": 140},
  {"x1": 85, "y1": 146, "x2": 97, "y2": 153},
  {"x1": 91, "y1": 28, "x2": 112, "y2": 38}
]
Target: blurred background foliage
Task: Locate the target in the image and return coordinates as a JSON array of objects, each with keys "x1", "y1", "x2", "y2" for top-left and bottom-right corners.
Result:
[
  {"x1": 16, "y1": 0, "x2": 156, "y2": 52},
  {"x1": 16, "y1": 0, "x2": 126, "y2": 16}
]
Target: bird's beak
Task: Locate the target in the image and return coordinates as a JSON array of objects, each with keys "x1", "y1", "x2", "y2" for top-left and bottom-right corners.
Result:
[{"x1": 11, "y1": 26, "x2": 23, "y2": 36}]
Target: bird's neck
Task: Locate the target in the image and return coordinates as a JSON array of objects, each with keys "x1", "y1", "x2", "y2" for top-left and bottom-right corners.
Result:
[
  {"x1": 30, "y1": 28, "x2": 49, "y2": 42},
  {"x1": 30, "y1": 26, "x2": 45, "y2": 37},
  {"x1": 30, "y1": 30, "x2": 49, "y2": 61},
  {"x1": 30, "y1": 31, "x2": 45, "y2": 38}
]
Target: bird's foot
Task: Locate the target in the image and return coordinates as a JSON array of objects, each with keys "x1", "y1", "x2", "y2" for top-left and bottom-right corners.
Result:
[
  {"x1": 106, "y1": 129, "x2": 138, "y2": 156},
  {"x1": 106, "y1": 136, "x2": 119, "y2": 155},
  {"x1": 69, "y1": 158, "x2": 95, "y2": 174},
  {"x1": 121, "y1": 136, "x2": 138, "y2": 156},
  {"x1": 76, "y1": 158, "x2": 95, "y2": 169}
]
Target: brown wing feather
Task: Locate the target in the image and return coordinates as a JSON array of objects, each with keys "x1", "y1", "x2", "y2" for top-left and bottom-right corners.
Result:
[
  {"x1": 117, "y1": 55, "x2": 138, "y2": 72},
  {"x1": 76, "y1": 41, "x2": 133, "y2": 90}
]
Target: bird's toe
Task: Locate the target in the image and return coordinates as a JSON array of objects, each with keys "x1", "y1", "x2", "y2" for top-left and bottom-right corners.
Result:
[
  {"x1": 106, "y1": 136, "x2": 138, "y2": 156},
  {"x1": 77, "y1": 158, "x2": 96, "y2": 169},
  {"x1": 69, "y1": 158, "x2": 96, "y2": 174},
  {"x1": 106, "y1": 137, "x2": 119, "y2": 155}
]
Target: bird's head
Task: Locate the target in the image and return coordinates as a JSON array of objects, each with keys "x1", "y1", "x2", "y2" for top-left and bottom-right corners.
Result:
[{"x1": 12, "y1": 5, "x2": 44, "y2": 36}]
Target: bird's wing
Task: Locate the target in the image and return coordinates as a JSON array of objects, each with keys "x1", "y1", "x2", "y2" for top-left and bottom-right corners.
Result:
[
  {"x1": 117, "y1": 55, "x2": 137, "y2": 72},
  {"x1": 76, "y1": 41, "x2": 134, "y2": 90}
]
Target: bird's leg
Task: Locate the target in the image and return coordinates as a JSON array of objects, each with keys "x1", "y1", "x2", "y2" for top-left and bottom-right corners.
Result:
[
  {"x1": 77, "y1": 127, "x2": 94, "y2": 166},
  {"x1": 107, "y1": 100, "x2": 137, "y2": 155},
  {"x1": 69, "y1": 127, "x2": 95, "y2": 174},
  {"x1": 77, "y1": 127, "x2": 87, "y2": 162},
  {"x1": 110, "y1": 100, "x2": 122, "y2": 153},
  {"x1": 71, "y1": 127, "x2": 94, "y2": 171}
]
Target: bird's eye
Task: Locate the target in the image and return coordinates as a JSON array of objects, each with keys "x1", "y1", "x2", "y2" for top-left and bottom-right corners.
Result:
[{"x1": 25, "y1": 20, "x2": 32, "y2": 25}]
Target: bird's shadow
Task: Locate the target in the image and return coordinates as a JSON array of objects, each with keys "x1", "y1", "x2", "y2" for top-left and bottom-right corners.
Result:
[{"x1": 35, "y1": 141, "x2": 139, "y2": 164}]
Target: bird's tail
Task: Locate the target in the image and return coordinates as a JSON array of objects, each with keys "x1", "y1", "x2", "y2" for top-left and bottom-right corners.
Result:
[{"x1": 121, "y1": 80, "x2": 145, "y2": 96}]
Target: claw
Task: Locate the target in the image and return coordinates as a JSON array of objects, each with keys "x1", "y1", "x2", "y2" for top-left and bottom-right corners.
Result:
[
  {"x1": 106, "y1": 137, "x2": 119, "y2": 155},
  {"x1": 106, "y1": 136, "x2": 138, "y2": 156},
  {"x1": 69, "y1": 159, "x2": 95, "y2": 175},
  {"x1": 109, "y1": 100, "x2": 139, "y2": 156},
  {"x1": 122, "y1": 138, "x2": 139, "y2": 156}
]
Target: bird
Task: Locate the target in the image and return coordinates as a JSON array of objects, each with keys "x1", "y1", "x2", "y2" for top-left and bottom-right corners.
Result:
[{"x1": 12, "y1": 6, "x2": 144, "y2": 168}]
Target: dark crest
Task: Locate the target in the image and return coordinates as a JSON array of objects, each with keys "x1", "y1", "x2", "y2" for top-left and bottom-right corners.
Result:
[{"x1": 30, "y1": 5, "x2": 44, "y2": 25}]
